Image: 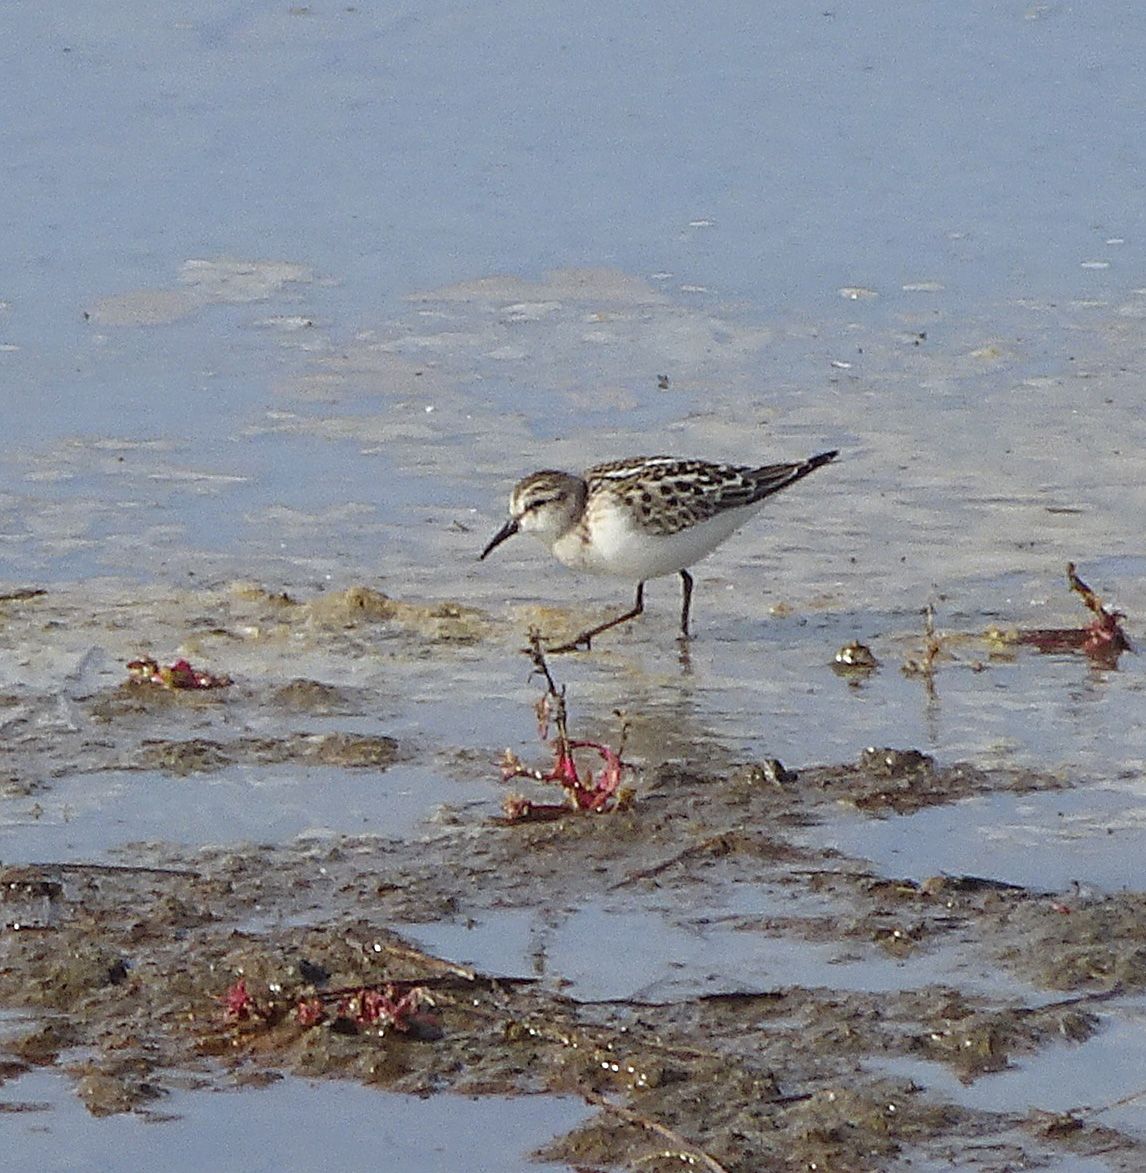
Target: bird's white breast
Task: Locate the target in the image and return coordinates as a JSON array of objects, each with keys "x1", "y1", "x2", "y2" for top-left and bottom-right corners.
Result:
[{"x1": 550, "y1": 500, "x2": 763, "y2": 580}]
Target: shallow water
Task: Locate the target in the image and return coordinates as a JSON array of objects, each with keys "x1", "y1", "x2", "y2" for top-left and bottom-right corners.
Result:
[
  {"x1": 0, "y1": 1065, "x2": 587, "y2": 1173},
  {"x1": 874, "y1": 995, "x2": 1146, "y2": 1167},
  {"x1": 405, "y1": 897, "x2": 1035, "y2": 1005},
  {"x1": 815, "y1": 785, "x2": 1146, "y2": 895},
  {"x1": 4, "y1": 0, "x2": 1146, "y2": 1166}
]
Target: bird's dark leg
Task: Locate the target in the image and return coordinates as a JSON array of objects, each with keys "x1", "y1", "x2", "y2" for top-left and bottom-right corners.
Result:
[
  {"x1": 549, "y1": 582, "x2": 645, "y2": 654},
  {"x1": 678, "y1": 569, "x2": 694, "y2": 640}
]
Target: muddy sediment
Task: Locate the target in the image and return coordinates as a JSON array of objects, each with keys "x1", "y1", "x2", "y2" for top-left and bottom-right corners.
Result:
[{"x1": 0, "y1": 583, "x2": 1142, "y2": 1170}]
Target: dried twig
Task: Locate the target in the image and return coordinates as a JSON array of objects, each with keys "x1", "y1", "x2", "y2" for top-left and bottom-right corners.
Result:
[
  {"x1": 610, "y1": 833, "x2": 744, "y2": 890},
  {"x1": 902, "y1": 603, "x2": 942, "y2": 697},
  {"x1": 17, "y1": 861, "x2": 200, "y2": 879}
]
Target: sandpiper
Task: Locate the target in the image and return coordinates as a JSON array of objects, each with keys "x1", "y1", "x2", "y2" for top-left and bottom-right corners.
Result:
[{"x1": 480, "y1": 449, "x2": 838, "y2": 651}]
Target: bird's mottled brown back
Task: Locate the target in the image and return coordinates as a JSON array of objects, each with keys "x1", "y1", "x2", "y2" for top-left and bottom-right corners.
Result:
[
  {"x1": 585, "y1": 458, "x2": 755, "y2": 536},
  {"x1": 584, "y1": 455, "x2": 834, "y2": 536}
]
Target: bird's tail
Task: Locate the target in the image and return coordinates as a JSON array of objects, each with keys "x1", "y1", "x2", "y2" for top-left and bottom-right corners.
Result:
[{"x1": 746, "y1": 449, "x2": 838, "y2": 504}]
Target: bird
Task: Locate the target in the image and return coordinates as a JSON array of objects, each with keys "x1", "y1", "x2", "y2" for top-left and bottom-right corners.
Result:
[{"x1": 479, "y1": 449, "x2": 838, "y2": 651}]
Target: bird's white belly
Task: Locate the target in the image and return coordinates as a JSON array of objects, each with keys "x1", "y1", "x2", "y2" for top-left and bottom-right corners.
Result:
[{"x1": 550, "y1": 504, "x2": 761, "y2": 580}]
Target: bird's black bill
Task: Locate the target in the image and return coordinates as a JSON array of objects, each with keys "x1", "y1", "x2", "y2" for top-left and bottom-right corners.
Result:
[{"x1": 479, "y1": 517, "x2": 519, "y2": 560}]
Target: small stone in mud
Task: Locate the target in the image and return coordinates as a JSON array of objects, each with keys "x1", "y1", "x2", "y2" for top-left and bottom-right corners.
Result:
[
  {"x1": 833, "y1": 640, "x2": 879, "y2": 673},
  {"x1": 733, "y1": 759, "x2": 797, "y2": 787},
  {"x1": 859, "y1": 747, "x2": 934, "y2": 778}
]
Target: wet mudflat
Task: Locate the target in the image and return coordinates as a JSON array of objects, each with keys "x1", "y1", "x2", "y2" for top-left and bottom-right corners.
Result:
[
  {"x1": 0, "y1": 582, "x2": 1143, "y2": 1171},
  {"x1": 3, "y1": 254, "x2": 1146, "y2": 1167},
  {"x1": 7, "y1": 6, "x2": 1146, "y2": 1163}
]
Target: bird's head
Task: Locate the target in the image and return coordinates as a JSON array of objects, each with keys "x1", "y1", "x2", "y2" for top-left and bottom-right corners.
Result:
[{"x1": 479, "y1": 471, "x2": 586, "y2": 559}]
